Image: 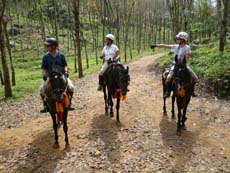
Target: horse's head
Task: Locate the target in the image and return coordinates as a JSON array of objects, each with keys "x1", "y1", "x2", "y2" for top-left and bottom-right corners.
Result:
[
  {"x1": 119, "y1": 66, "x2": 130, "y2": 96},
  {"x1": 49, "y1": 70, "x2": 67, "y2": 102},
  {"x1": 173, "y1": 64, "x2": 191, "y2": 97}
]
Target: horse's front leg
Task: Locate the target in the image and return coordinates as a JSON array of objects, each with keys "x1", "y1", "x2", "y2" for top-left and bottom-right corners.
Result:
[
  {"x1": 182, "y1": 99, "x2": 190, "y2": 130},
  {"x1": 108, "y1": 91, "x2": 114, "y2": 117},
  {"x1": 116, "y1": 97, "x2": 121, "y2": 126},
  {"x1": 163, "y1": 96, "x2": 167, "y2": 114},
  {"x1": 63, "y1": 110, "x2": 70, "y2": 151},
  {"x1": 171, "y1": 94, "x2": 175, "y2": 119},
  {"x1": 51, "y1": 113, "x2": 59, "y2": 148},
  {"x1": 103, "y1": 85, "x2": 108, "y2": 115},
  {"x1": 176, "y1": 98, "x2": 182, "y2": 136}
]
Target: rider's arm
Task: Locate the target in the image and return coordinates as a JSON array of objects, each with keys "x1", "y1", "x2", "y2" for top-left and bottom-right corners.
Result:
[
  {"x1": 101, "y1": 53, "x2": 105, "y2": 60},
  {"x1": 185, "y1": 52, "x2": 190, "y2": 63},
  {"x1": 185, "y1": 46, "x2": 191, "y2": 63},
  {"x1": 114, "y1": 51, "x2": 120, "y2": 61},
  {"x1": 42, "y1": 69, "x2": 48, "y2": 76},
  {"x1": 41, "y1": 55, "x2": 48, "y2": 77},
  {"x1": 155, "y1": 44, "x2": 174, "y2": 49}
]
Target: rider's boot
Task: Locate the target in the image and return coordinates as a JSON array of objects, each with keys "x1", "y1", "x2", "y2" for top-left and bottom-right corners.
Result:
[
  {"x1": 68, "y1": 91, "x2": 75, "y2": 111},
  {"x1": 191, "y1": 82, "x2": 197, "y2": 97},
  {"x1": 40, "y1": 94, "x2": 48, "y2": 113},
  {"x1": 164, "y1": 82, "x2": 171, "y2": 98},
  {"x1": 97, "y1": 75, "x2": 104, "y2": 91}
]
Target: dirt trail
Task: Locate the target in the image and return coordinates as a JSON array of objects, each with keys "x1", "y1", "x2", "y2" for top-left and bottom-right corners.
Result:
[{"x1": 0, "y1": 53, "x2": 230, "y2": 173}]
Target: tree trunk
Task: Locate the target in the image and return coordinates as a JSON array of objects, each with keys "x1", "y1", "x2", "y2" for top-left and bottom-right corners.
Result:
[
  {"x1": 0, "y1": 0, "x2": 13, "y2": 97},
  {"x1": 3, "y1": 16, "x2": 16, "y2": 86},
  {"x1": 219, "y1": 0, "x2": 229, "y2": 52},
  {"x1": 73, "y1": 0, "x2": 83, "y2": 78},
  {"x1": 0, "y1": 68, "x2": 4, "y2": 85},
  {"x1": 39, "y1": 0, "x2": 46, "y2": 49},
  {"x1": 52, "y1": 0, "x2": 59, "y2": 41}
]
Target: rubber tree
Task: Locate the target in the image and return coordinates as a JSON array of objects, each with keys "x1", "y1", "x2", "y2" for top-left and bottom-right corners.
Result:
[
  {"x1": 73, "y1": 0, "x2": 83, "y2": 78},
  {"x1": 0, "y1": 0, "x2": 12, "y2": 97}
]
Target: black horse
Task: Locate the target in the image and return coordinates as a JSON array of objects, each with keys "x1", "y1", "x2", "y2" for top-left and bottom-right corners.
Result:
[
  {"x1": 173, "y1": 63, "x2": 192, "y2": 135},
  {"x1": 162, "y1": 63, "x2": 176, "y2": 118},
  {"x1": 102, "y1": 63, "x2": 130, "y2": 125},
  {"x1": 45, "y1": 68, "x2": 71, "y2": 150}
]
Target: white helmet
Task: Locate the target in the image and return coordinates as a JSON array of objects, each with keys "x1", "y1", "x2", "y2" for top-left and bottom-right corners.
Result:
[
  {"x1": 105, "y1": 34, "x2": 115, "y2": 42},
  {"x1": 176, "y1": 32, "x2": 188, "y2": 41}
]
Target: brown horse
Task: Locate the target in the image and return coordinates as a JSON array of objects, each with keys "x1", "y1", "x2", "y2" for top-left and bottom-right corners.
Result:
[
  {"x1": 173, "y1": 63, "x2": 192, "y2": 135},
  {"x1": 45, "y1": 69, "x2": 71, "y2": 150},
  {"x1": 102, "y1": 63, "x2": 130, "y2": 125}
]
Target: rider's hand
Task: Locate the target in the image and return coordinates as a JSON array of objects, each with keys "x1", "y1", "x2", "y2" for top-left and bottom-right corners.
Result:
[
  {"x1": 150, "y1": 44, "x2": 157, "y2": 49},
  {"x1": 108, "y1": 58, "x2": 113, "y2": 64},
  {"x1": 43, "y1": 76, "x2": 47, "y2": 81},
  {"x1": 64, "y1": 72, "x2": 69, "y2": 78}
]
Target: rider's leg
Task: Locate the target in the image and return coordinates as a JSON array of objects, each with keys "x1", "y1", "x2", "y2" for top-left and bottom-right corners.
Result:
[
  {"x1": 187, "y1": 66, "x2": 198, "y2": 97},
  {"x1": 165, "y1": 70, "x2": 174, "y2": 97},
  {"x1": 67, "y1": 78, "x2": 75, "y2": 110},
  {"x1": 97, "y1": 62, "x2": 108, "y2": 91}
]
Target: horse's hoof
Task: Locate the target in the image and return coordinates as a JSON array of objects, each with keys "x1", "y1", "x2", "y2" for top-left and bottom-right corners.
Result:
[
  {"x1": 110, "y1": 112, "x2": 114, "y2": 117},
  {"x1": 176, "y1": 129, "x2": 181, "y2": 136},
  {"x1": 57, "y1": 121, "x2": 63, "y2": 128},
  {"x1": 53, "y1": 142, "x2": 60, "y2": 148},
  {"x1": 163, "y1": 111, "x2": 167, "y2": 116},
  {"x1": 116, "y1": 121, "x2": 121, "y2": 126},
  {"x1": 181, "y1": 125, "x2": 187, "y2": 130},
  {"x1": 65, "y1": 144, "x2": 71, "y2": 152}
]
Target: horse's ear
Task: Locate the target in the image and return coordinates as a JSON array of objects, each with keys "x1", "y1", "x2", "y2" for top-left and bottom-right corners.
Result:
[{"x1": 126, "y1": 66, "x2": 129, "y2": 73}]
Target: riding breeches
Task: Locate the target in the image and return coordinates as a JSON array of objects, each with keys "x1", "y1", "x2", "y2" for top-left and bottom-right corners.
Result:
[
  {"x1": 99, "y1": 61, "x2": 109, "y2": 76},
  {"x1": 166, "y1": 65, "x2": 198, "y2": 83},
  {"x1": 39, "y1": 78, "x2": 75, "y2": 95}
]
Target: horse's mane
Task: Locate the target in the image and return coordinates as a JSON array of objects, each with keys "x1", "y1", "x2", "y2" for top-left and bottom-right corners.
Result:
[
  {"x1": 174, "y1": 64, "x2": 191, "y2": 85},
  {"x1": 110, "y1": 63, "x2": 125, "y2": 70}
]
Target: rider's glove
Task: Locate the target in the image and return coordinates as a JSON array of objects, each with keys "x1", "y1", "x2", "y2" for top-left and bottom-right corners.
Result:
[
  {"x1": 108, "y1": 58, "x2": 113, "y2": 64},
  {"x1": 43, "y1": 76, "x2": 47, "y2": 81},
  {"x1": 150, "y1": 44, "x2": 157, "y2": 49},
  {"x1": 64, "y1": 71, "x2": 69, "y2": 78}
]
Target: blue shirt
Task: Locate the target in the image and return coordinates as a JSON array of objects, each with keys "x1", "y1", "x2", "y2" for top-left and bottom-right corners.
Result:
[{"x1": 41, "y1": 51, "x2": 67, "y2": 75}]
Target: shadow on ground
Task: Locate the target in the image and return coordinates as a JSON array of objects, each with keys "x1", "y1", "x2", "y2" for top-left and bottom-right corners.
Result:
[
  {"x1": 15, "y1": 129, "x2": 67, "y2": 173},
  {"x1": 89, "y1": 113, "x2": 122, "y2": 166},
  {"x1": 160, "y1": 113, "x2": 199, "y2": 173}
]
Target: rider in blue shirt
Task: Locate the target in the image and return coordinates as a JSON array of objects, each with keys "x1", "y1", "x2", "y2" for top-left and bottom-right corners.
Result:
[{"x1": 39, "y1": 38, "x2": 75, "y2": 112}]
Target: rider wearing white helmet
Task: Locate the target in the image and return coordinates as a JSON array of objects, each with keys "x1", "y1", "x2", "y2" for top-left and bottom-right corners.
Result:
[
  {"x1": 151, "y1": 31, "x2": 198, "y2": 97},
  {"x1": 97, "y1": 34, "x2": 120, "y2": 91}
]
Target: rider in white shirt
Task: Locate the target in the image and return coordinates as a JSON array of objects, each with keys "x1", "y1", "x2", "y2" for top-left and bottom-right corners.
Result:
[
  {"x1": 151, "y1": 32, "x2": 198, "y2": 97},
  {"x1": 97, "y1": 34, "x2": 120, "y2": 91}
]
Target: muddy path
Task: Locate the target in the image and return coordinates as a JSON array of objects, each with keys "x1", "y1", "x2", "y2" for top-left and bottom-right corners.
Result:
[{"x1": 0, "y1": 53, "x2": 230, "y2": 173}]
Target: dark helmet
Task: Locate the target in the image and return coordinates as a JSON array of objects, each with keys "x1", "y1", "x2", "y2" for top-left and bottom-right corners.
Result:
[{"x1": 44, "y1": 38, "x2": 58, "y2": 47}]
